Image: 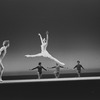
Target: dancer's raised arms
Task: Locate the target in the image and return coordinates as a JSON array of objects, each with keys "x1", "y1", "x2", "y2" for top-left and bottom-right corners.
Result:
[
  {"x1": 38, "y1": 33, "x2": 43, "y2": 44},
  {"x1": 46, "y1": 31, "x2": 49, "y2": 45}
]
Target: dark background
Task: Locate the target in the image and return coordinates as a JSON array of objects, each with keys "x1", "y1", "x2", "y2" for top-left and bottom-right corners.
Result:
[{"x1": 0, "y1": 80, "x2": 100, "y2": 100}]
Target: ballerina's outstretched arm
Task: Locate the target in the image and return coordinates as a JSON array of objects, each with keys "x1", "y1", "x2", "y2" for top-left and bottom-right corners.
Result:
[
  {"x1": 59, "y1": 66, "x2": 65, "y2": 68},
  {"x1": 38, "y1": 33, "x2": 43, "y2": 44},
  {"x1": 47, "y1": 66, "x2": 56, "y2": 69},
  {"x1": 46, "y1": 31, "x2": 49, "y2": 46}
]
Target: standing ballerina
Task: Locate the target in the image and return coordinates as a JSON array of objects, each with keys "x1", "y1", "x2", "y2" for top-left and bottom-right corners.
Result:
[
  {"x1": 0, "y1": 40, "x2": 10, "y2": 81},
  {"x1": 25, "y1": 31, "x2": 65, "y2": 66}
]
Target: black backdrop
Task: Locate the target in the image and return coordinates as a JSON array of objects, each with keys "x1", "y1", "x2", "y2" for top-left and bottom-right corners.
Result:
[{"x1": 0, "y1": 80, "x2": 100, "y2": 100}]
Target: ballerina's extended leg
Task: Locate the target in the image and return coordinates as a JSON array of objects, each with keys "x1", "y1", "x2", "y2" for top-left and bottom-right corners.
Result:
[
  {"x1": 25, "y1": 53, "x2": 42, "y2": 57},
  {"x1": 47, "y1": 54, "x2": 65, "y2": 66}
]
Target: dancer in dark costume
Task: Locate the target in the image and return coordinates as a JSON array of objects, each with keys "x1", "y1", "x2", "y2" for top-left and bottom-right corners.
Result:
[
  {"x1": 74, "y1": 60, "x2": 84, "y2": 77},
  {"x1": 30, "y1": 62, "x2": 47, "y2": 79}
]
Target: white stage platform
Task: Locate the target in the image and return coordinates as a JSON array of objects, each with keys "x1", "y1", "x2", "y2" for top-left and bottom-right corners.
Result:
[{"x1": 0, "y1": 76, "x2": 100, "y2": 84}]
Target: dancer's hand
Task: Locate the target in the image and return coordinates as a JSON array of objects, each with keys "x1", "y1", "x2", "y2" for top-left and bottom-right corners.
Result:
[
  {"x1": 46, "y1": 31, "x2": 49, "y2": 35},
  {"x1": 38, "y1": 33, "x2": 41, "y2": 36}
]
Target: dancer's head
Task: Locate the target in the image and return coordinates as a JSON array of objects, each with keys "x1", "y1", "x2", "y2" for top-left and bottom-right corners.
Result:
[
  {"x1": 38, "y1": 62, "x2": 42, "y2": 66},
  {"x1": 43, "y1": 38, "x2": 46, "y2": 43},
  {"x1": 77, "y1": 60, "x2": 80, "y2": 64},
  {"x1": 56, "y1": 63, "x2": 59, "y2": 66},
  {"x1": 3, "y1": 40, "x2": 10, "y2": 48}
]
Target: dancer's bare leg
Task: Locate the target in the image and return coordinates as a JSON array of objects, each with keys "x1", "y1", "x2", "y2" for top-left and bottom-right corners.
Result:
[
  {"x1": 56, "y1": 72, "x2": 60, "y2": 78},
  {"x1": 25, "y1": 53, "x2": 42, "y2": 57},
  {"x1": 0, "y1": 62, "x2": 4, "y2": 81},
  {"x1": 54, "y1": 71, "x2": 57, "y2": 78},
  {"x1": 54, "y1": 71, "x2": 59, "y2": 78},
  {"x1": 77, "y1": 72, "x2": 80, "y2": 77},
  {"x1": 37, "y1": 72, "x2": 40, "y2": 79},
  {"x1": 47, "y1": 54, "x2": 65, "y2": 66},
  {"x1": 77, "y1": 70, "x2": 81, "y2": 77},
  {"x1": 37, "y1": 72, "x2": 42, "y2": 79}
]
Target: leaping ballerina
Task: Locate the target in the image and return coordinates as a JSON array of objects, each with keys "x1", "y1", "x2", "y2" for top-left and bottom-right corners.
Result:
[
  {"x1": 25, "y1": 31, "x2": 65, "y2": 66},
  {"x1": 0, "y1": 40, "x2": 10, "y2": 81}
]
